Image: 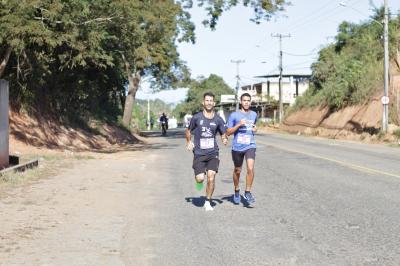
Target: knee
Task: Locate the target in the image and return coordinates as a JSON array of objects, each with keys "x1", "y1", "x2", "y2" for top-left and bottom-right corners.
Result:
[
  {"x1": 195, "y1": 174, "x2": 205, "y2": 183},
  {"x1": 207, "y1": 171, "x2": 216, "y2": 182},
  {"x1": 234, "y1": 167, "x2": 242, "y2": 175},
  {"x1": 247, "y1": 168, "x2": 254, "y2": 176}
]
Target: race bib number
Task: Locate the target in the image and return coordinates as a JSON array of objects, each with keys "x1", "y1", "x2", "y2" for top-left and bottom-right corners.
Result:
[
  {"x1": 237, "y1": 133, "x2": 251, "y2": 145},
  {"x1": 200, "y1": 138, "x2": 214, "y2": 149}
]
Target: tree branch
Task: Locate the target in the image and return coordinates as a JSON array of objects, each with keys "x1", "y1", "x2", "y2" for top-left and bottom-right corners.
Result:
[{"x1": 0, "y1": 46, "x2": 13, "y2": 78}]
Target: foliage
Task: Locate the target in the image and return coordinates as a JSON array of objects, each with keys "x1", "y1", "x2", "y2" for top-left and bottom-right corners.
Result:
[
  {"x1": 0, "y1": 0, "x2": 286, "y2": 126},
  {"x1": 173, "y1": 74, "x2": 234, "y2": 118},
  {"x1": 291, "y1": 9, "x2": 399, "y2": 113},
  {"x1": 393, "y1": 128, "x2": 400, "y2": 140},
  {"x1": 181, "y1": 0, "x2": 288, "y2": 29}
]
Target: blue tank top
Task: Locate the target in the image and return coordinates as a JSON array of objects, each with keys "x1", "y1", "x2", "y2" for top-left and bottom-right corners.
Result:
[{"x1": 227, "y1": 110, "x2": 257, "y2": 151}]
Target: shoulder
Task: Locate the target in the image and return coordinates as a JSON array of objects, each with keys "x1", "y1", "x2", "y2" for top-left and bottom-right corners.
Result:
[
  {"x1": 228, "y1": 111, "x2": 238, "y2": 118},
  {"x1": 215, "y1": 114, "x2": 225, "y2": 122},
  {"x1": 192, "y1": 112, "x2": 202, "y2": 119}
]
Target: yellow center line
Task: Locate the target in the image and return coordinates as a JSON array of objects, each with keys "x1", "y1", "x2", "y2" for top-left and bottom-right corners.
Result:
[{"x1": 257, "y1": 140, "x2": 400, "y2": 179}]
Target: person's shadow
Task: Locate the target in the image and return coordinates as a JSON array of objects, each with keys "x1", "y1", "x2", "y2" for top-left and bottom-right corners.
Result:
[
  {"x1": 221, "y1": 195, "x2": 254, "y2": 208},
  {"x1": 185, "y1": 196, "x2": 223, "y2": 208}
]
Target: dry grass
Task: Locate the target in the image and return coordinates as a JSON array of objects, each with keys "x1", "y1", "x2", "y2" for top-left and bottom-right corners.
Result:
[{"x1": 0, "y1": 153, "x2": 94, "y2": 189}]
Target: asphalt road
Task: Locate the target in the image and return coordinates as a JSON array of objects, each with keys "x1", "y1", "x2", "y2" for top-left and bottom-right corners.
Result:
[
  {"x1": 1, "y1": 128, "x2": 400, "y2": 265},
  {"x1": 128, "y1": 128, "x2": 400, "y2": 265}
]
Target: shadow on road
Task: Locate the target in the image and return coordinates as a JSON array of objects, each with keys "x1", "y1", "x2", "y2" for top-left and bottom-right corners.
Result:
[
  {"x1": 140, "y1": 128, "x2": 186, "y2": 139},
  {"x1": 220, "y1": 195, "x2": 254, "y2": 208},
  {"x1": 185, "y1": 195, "x2": 253, "y2": 208},
  {"x1": 185, "y1": 196, "x2": 223, "y2": 208}
]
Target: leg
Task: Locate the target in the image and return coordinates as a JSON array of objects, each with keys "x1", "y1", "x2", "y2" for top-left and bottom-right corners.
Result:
[
  {"x1": 233, "y1": 166, "x2": 242, "y2": 191},
  {"x1": 245, "y1": 159, "x2": 255, "y2": 191},
  {"x1": 243, "y1": 149, "x2": 256, "y2": 204},
  {"x1": 205, "y1": 170, "x2": 216, "y2": 200},
  {"x1": 231, "y1": 151, "x2": 245, "y2": 191},
  {"x1": 193, "y1": 155, "x2": 206, "y2": 189}
]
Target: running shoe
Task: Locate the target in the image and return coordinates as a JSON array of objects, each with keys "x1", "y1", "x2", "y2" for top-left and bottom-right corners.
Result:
[
  {"x1": 243, "y1": 191, "x2": 255, "y2": 205},
  {"x1": 233, "y1": 190, "x2": 241, "y2": 204},
  {"x1": 204, "y1": 200, "x2": 214, "y2": 211},
  {"x1": 195, "y1": 181, "x2": 204, "y2": 191}
]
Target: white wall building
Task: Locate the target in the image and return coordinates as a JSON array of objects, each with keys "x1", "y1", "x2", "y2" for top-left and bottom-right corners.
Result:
[{"x1": 239, "y1": 74, "x2": 311, "y2": 106}]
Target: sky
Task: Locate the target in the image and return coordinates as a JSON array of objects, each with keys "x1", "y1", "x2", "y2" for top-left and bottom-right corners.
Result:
[{"x1": 136, "y1": 0, "x2": 400, "y2": 104}]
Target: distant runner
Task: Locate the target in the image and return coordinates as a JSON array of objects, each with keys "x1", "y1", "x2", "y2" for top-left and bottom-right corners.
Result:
[
  {"x1": 186, "y1": 92, "x2": 228, "y2": 211},
  {"x1": 226, "y1": 93, "x2": 258, "y2": 205}
]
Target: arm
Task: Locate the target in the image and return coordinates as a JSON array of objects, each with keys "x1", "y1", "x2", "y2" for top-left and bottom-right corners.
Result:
[
  {"x1": 252, "y1": 113, "x2": 258, "y2": 133},
  {"x1": 186, "y1": 124, "x2": 195, "y2": 151},
  {"x1": 221, "y1": 133, "x2": 228, "y2": 146},
  {"x1": 185, "y1": 128, "x2": 191, "y2": 143},
  {"x1": 226, "y1": 119, "x2": 246, "y2": 136}
]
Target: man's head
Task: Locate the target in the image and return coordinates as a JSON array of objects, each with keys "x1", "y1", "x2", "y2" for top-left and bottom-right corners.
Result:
[
  {"x1": 203, "y1": 92, "x2": 215, "y2": 112},
  {"x1": 240, "y1": 93, "x2": 251, "y2": 111}
]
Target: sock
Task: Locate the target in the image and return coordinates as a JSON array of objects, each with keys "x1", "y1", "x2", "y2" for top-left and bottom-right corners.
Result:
[
  {"x1": 205, "y1": 198, "x2": 211, "y2": 202},
  {"x1": 234, "y1": 189, "x2": 240, "y2": 195},
  {"x1": 245, "y1": 190, "x2": 250, "y2": 194}
]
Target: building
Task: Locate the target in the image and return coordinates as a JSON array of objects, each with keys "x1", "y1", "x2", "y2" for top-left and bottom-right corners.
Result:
[{"x1": 219, "y1": 74, "x2": 311, "y2": 122}]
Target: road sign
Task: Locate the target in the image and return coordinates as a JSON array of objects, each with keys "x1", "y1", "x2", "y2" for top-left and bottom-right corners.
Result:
[{"x1": 381, "y1": 96, "x2": 389, "y2": 105}]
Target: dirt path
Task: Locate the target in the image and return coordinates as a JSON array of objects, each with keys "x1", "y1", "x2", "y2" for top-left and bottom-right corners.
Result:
[{"x1": 0, "y1": 144, "x2": 163, "y2": 265}]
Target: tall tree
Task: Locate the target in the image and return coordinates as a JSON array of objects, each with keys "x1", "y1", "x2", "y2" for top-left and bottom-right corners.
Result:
[{"x1": 174, "y1": 74, "x2": 234, "y2": 117}]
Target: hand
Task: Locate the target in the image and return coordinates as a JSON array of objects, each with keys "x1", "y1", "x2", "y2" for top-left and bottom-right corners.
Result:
[
  {"x1": 252, "y1": 125, "x2": 257, "y2": 132},
  {"x1": 186, "y1": 141, "x2": 194, "y2": 151},
  {"x1": 222, "y1": 137, "x2": 228, "y2": 146}
]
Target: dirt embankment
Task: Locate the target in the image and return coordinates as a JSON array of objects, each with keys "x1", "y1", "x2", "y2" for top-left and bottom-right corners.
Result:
[
  {"x1": 9, "y1": 110, "x2": 142, "y2": 156},
  {"x1": 281, "y1": 74, "x2": 400, "y2": 143}
]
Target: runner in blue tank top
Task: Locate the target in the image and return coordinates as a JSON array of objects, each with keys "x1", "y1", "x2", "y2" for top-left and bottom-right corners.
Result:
[{"x1": 226, "y1": 93, "x2": 258, "y2": 205}]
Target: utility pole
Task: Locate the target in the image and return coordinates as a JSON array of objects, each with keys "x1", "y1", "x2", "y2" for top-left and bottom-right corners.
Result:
[
  {"x1": 147, "y1": 97, "x2": 150, "y2": 130},
  {"x1": 382, "y1": 0, "x2": 389, "y2": 132},
  {"x1": 271, "y1": 33, "x2": 290, "y2": 123},
  {"x1": 231, "y1": 59, "x2": 245, "y2": 111}
]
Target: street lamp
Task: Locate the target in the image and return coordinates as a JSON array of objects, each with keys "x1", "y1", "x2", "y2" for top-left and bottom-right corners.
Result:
[{"x1": 339, "y1": 1, "x2": 389, "y2": 132}]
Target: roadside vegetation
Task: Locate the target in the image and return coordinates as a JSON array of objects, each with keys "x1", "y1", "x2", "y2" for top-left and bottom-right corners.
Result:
[
  {"x1": 0, "y1": 0, "x2": 287, "y2": 130},
  {"x1": 290, "y1": 9, "x2": 400, "y2": 114},
  {"x1": 173, "y1": 74, "x2": 234, "y2": 118}
]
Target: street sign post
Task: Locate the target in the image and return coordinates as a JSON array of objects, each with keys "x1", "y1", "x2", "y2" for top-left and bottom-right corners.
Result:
[{"x1": 0, "y1": 79, "x2": 9, "y2": 168}]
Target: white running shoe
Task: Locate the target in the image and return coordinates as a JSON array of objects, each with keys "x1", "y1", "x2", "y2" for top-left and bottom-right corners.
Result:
[{"x1": 204, "y1": 200, "x2": 214, "y2": 211}]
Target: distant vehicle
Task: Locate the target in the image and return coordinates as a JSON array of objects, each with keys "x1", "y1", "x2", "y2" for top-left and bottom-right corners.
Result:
[{"x1": 168, "y1": 117, "x2": 177, "y2": 129}]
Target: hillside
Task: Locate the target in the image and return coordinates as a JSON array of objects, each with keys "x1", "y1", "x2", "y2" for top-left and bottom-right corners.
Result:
[
  {"x1": 9, "y1": 110, "x2": 142, "y2": 156},
  {"x1": 281, "y1": 12, "x2": 400, "y2": 142}
]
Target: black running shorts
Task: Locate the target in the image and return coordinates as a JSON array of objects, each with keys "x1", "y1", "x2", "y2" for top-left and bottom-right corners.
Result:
[
  {"x1": 231, "y1": 148, "x2": 256, "y2": 167},
  {"x1": 192, "y1": 154, "x2": 220, "y2": 175}
]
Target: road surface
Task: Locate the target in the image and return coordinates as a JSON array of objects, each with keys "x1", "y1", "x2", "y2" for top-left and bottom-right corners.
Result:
[{"x1": 1, "y1": 128, "x2": 400, "y2": 265}]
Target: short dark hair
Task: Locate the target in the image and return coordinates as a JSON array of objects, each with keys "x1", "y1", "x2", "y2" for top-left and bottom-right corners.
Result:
[
  {"x1": 203, "y1": 92, "x2": 215, "y2": 100},
  {"x1": 240, "y1": 93, "x2": 251, "y2": 100}
]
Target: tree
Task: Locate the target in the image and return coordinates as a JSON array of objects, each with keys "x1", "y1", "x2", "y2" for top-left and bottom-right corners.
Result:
[
  {"x1": 119, "y1": 0, "x2": 288, "y2": 127},
  {"x1": 181, "y1": 0, "x2": 288, "y2": 29},
  {"x1": 106, "y1": 0, "x2": 194, "y2": 127},
  {"x1": 174, "y1": 74, "x2": 234, "y2": 117}
]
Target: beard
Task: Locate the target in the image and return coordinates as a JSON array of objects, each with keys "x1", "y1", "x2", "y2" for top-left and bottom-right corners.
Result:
[{"x1": 204, "y1": 105, "x2": 214, "y2": 112}]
